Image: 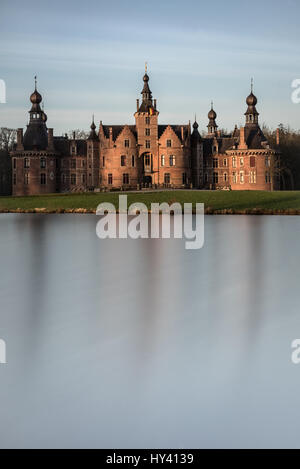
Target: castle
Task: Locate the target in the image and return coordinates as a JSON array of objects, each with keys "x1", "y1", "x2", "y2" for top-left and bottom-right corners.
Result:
[{"x1": 11, "y1": 69, "x2": 280, "y2": 196}]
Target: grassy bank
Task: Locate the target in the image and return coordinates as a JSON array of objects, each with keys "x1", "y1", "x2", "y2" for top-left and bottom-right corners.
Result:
[{"x1": 1, "y1": 191, "x2": 300, "y2": 214}]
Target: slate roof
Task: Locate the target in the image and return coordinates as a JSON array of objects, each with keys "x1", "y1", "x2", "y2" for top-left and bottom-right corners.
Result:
[
  {"x1": 23, "y1": 123, "x2": 48, "y2": 151},
  {"x1": 54, "y1": 137, "x2": 87, "y2": 155},
  {"x1": 158, "y1": 124, "x2": 190, "y2": 142},
  {"x1": 101, "y1": 125, "x2": 137, "y2": 140}
]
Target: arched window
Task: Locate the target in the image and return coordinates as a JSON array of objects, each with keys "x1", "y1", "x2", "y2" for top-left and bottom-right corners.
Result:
[
  {"x1": 161, "y1": 155, "x2": 165, "y2": 167},
  {"x1": 121, "y1": 155, "x2": 126, "y2": 166}
]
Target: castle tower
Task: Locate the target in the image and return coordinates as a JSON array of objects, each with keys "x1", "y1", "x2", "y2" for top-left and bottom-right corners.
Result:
[
  {"x1": 134, "y1": 64, "x2": 159, "y2": 186},
  {"x1": 11, "y1": 77, "x2": 58, "y2": 196},
  {"x1": 87, "y1": 116, "x2": 99, "y2": 188},
  {"x1": 191, "y1": 118, "x2": 203, "y2": 188}
]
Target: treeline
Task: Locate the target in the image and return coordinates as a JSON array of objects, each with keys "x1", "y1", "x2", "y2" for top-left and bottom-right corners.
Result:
[{"x1": 263, "y1": 125, "x2": 300, "y2": 190}]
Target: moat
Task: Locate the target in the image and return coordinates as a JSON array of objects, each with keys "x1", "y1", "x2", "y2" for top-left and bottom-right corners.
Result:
[{"x1": 0, "y1": 214, "x2": 300, "y2": 448}]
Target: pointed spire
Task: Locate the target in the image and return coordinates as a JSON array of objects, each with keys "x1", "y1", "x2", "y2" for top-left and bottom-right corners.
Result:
[
  {"x1": 245, "y1": 80, "x2": 259, "y2": 126},
  {"x1": 88, "y1": 115, "x2": 98, "y2": 140},
  {"x1": 137, "y1": 64, "x2": 155, "y2": 113},
  {"x1": 207, "y1": 102, "x2": 218, "y2": 135}
]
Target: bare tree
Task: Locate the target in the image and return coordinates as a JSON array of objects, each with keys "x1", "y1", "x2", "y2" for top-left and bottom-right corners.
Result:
[
  {"x1": 0, "y1": 127, "x2": 17, "y2": 151},
  {"x1": 67, "y1": 129, "x2": 89, "y2": 140}
]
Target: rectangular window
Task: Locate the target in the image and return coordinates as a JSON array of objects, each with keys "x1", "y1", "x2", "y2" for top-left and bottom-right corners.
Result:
[
  {"x1": 223, "y1": 172, "x2": 228, "y2": 182},
  {"x1": 71, "y1": 159, "x2": 76, "y2": 169},
  {"x1": 145, "y1": 140, "x2": 151, "y2": 149},
  {"x1": 123, "y1": 173, "x2": 129, "y2": 184},
  {"x1": 182, "y1": 173, "x2": 187, "y2": 185},
  {"x1": 213, "y1": 158, "x2": 218, "y2": 168},
  {"x1": 145, "y1": 154, "x2": 151, "y2": 166},
  {"x1": 24, "y1": 158, "x2": 30, "y2": 169},
  {"x1": 145, "y1": 128, "x2": 150, "y2": 136},
  {"x1": 124, "y1": 140, "x2": 129, "y2": 148},
  {"x1": 240, "y1": 171, "x2": 244, "y2": 184},
  {"x1": 265, "y1": 156, "x2": 271, "y2": 167},
  {"x1": 71, "y1": 174, "x2": 76, "y2": 185},
  {"x1": 232, "y1": 172, "x2": 237, "y2": 183},
  {"x1": 102, "y1": 156, "x2": 105, "y2": 167},
  {"x1": 161, "y1": 155, "x2": 165, "y2": 167},
  {"x1": 164, "y1": 173, "x2": 171, "y2": 184},
  {"x1": 169, "y1": 155, "x2": 175, "y2": 166},
  {"x1": 145, "y1": 117, "x2": 150, "y2": 125},
  {"x1": 132, "y1": 155, "x2": 135, "y2": 167},
  {"x1": 40, "y1": 158, "x2": 46, "y2": 169},
  {"x1": 108, "y1": 173, "x2": 113, "y2": 185},
  {"x1": 204, "y1": 173, "x2": 208, "y2": 183},
  {"x1": 13, "y1": 159, "x2": 16, "y2": 169},
  {"x1": 232, "y1": 157, "x2": 237, "y2": 168},
  {"x1": 71, "y1": 146, "x2": 76, "y2": 154},
  {"x1": 265, "y1": 171, "x2": 271, "y2": 183},
  {"x1": 240, "y1": 157, "x2": 244, "y2": 167},
  {"x1": 121, "y1": 155, "x2": 126, "y2": 166},
  {"x1": 213, "y1": 172, "x2": 218, "y2": 184},
  {"x1": 13, "y1": 173, "x2": 16, "y2": 185},
  {"x1": 250, "y1": 171, "x2": 257, "y2": 184},
  {"x1": 24, "y1": 173, "x2": 30, "y2": 185},
  {"x1": 61, "y1": 174, "x2": 66, "y2": 183},
  {"x1": 167, "y1": 140, "x2": 172, "y2": 148},
  {"x1": 40, "y1": 173, "x2": 46, "y2": 185},
  {"x1": 82, "y1": 174, "x2": 86, "y2": 184},
  {"x1": 223, "y1": 159, "x2": 227, "y2": 167}
]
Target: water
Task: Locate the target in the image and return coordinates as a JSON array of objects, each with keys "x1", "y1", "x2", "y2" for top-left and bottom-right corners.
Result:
[{"x1": 0, "y1": 214, "x2": 300, "y2": 449}]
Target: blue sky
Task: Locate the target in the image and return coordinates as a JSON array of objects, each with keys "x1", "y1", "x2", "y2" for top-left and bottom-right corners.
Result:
[{"x1": 0, "y1": 0, "x2": 299, "y2": 134}]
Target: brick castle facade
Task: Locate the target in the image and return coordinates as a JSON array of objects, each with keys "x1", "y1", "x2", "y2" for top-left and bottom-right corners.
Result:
[{"x1": 11, "y1": 70, "x2": 280, "y2": 196}]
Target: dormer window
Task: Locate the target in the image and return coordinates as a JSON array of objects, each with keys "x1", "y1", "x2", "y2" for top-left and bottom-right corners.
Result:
[
  {"x1": 167, "y1": 140, "x2": 172, "y2": 148},
  {"x1": 124, "y1": 140, "x2": 130, "y2": 148}
]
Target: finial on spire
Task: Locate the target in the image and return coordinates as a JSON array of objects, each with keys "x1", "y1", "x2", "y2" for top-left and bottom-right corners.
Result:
[
  {"x1": 251, "y1": 77, "x2": 254, "y2": 93},
  {"x1": 145, "y1": 62, "x2": 148, "y2": 74},
  {"x1": 211, "y1": 101, "x2": 214, "y2": 109},
  {"x1": 34, "y1": 75, "x2": 37, "y2": 90}
]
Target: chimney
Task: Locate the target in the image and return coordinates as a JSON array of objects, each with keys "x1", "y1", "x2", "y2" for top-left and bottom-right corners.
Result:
[
  {"x1": 276, "y1": 128, "x2": 280, "y2": 146},
  {"x1": 238, "y1": 126, "x2": 248, "y2": 150},
  {"x1": 136, "y1": 99, "x2": 139, "y2": 111},
  {"x1": 48, "y1": 128, "x2": 54, "y2": 150},
  {"x1": 154, "y1": 99, "x2": 157, "y2": 110},
  {"x1": 181, "y1": 126, "x2": 184, "y2": 141},
  {"x1": 109, "y1": 127, "x2": 113, "y2": 144},
  {"x1": 16, "y1": 128, "x2": 24, "y2": 150},
  {"x1": 72, "y1": 131, "x2": 76, "y2": 140}
]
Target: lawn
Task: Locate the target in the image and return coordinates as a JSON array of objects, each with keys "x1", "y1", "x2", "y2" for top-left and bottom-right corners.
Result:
[{"x1": 1, "y1": 191, "x2": 300, "y2": 214}]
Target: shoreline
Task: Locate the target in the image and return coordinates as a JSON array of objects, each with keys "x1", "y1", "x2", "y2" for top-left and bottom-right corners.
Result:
[{"x1": 1, "y1": 208, "x2": 300, "y2": 215}]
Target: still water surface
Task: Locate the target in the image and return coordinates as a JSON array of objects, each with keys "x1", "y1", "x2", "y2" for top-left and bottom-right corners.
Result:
[{"x1": 0, "y1": 214, "x2": 300, "y2": 448}]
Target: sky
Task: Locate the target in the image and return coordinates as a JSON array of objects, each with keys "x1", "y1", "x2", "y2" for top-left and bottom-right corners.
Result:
[{"x1": 0, "y1": 0, "x2": 299, "y2": 134}]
